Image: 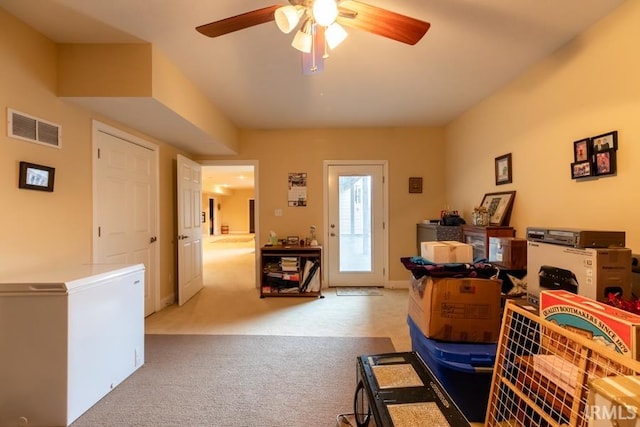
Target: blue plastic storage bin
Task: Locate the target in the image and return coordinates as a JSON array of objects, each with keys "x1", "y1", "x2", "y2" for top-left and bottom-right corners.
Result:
[{"x1": 408, "y1": 316, "x2": 497, "y2": 422}]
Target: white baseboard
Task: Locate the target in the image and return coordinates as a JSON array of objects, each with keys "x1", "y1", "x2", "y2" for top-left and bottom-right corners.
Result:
[{"x1": 386, "y1": 280, "x2": 409, "y2": 289}]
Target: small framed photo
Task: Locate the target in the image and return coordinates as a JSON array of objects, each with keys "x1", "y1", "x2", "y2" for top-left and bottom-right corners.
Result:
[
  {"x1": 408, "y1": 177, "x2": 423, "y2": 193},
  {"x1": 286, "y1": 236, "x2": 299, "y2": 245},
  {"x1": 571, "y1": 161, "x2": 592, "y2": 179},
  {"x1": 594, "y1": 149, "x2": 616, "y2": 176},
  {"x1": 18, "y1": 161, "x2": 55, "y2": 192},
  {"x1": 494, "y1": 153, "x2": 512, "y2": 185},
  {"x1": 573, "y1": 138, "x2": 591, "y2": 162},
  {"x1": 592, "y1": 130, "x2": 618, "y2": 152}
]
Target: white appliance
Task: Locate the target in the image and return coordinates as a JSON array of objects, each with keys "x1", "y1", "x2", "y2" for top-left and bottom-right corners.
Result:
[{"x1": 0, "y1": 264, "x2": 145, "y2": 427}]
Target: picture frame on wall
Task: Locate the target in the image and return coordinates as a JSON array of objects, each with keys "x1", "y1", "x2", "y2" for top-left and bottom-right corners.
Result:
[
  {"x1": 408, "y1": 177, "x2": 423, "y2": 193},
  {"x1": 592, "y1": 130, "x2": 618, "y2": 152},
  {"x1": 18, "y1": 161, "x2": 55, "y2": 192},
  {"x1": 479, "y1": 191, "x2": 516, "y2": 226},
  {"x1": 573, "y1": 138, "x2": 591, "y2": 162},
  {"x1": 594, "y1": 149, "x2": 616, "y2": 176},
  {"x1": 571, "y1": 161, "x2": 592, "y2": 179},
  {"x1": 494, "y1": 153, "x2": 512, "y2": 185}
]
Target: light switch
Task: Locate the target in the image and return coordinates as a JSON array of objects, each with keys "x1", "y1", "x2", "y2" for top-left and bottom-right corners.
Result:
[{"x1": 275, "y1": 209, "x2": 283, "y2": 217}]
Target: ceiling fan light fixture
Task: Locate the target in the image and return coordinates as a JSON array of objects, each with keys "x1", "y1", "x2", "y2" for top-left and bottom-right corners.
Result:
[
  {"x1": 275, "y1": 5, "x2": 305, "y2": 34},
  {"x1": 325, "y1": 22, "x2": 347, "y2": 50},
  {"x1": 291, "y1": 19, "x2": 313, "y2": 53},
  {"x1": 312, "y1": 0, "x2": 338, "y2": 27}
]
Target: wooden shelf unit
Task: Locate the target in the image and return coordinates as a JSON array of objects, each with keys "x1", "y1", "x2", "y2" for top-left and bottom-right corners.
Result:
[
  {"x1": 260, "y1": 245, "x2": 323, "y2": 298},
  {"x1": 485, "y1": 300, "x2": 640, "y2": 427},
  {"x1": 461, "y1": 225, "x2": 515, "y2": 260}
]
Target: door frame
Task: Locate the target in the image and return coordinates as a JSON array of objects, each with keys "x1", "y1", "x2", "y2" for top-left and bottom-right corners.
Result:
[
  {"x1": 91, "y1": 120, "x2": 161, "y2": 313},
  {"x1": 199, "y1": 159, "x2": 260, "y2": 288},
  {"x1": 322, "y1": 160, "x2": 389, "y2": 288}
]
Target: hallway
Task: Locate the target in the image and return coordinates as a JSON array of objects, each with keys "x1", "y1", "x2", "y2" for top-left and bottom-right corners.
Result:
[{"x1": 145, "y1": 234, "x2": 412, "y2": 351}]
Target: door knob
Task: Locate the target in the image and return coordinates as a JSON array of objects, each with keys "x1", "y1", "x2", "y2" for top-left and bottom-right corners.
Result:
[{"x1": 150, "y1": 236, "x2": 157, "y2": 243}]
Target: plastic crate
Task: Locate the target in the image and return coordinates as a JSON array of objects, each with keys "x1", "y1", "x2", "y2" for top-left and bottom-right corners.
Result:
[{"x1": 408, "y1": 316, "x2": 497, "y2": 422}]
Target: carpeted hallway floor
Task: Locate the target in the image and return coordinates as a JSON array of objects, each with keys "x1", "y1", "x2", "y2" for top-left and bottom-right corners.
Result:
[{"x1": 145, "y1": 233, "x2": 412, "y2": 351}]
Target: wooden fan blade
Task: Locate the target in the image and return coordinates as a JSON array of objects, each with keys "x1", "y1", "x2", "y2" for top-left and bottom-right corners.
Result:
[
  {"x1": 336, "y1": 1, "x2": 430, "y2": 45},
  {"x1": 196, "y1": 5, "x2": 281, "y2": 38},
  {"x1": 302, "y1": 26, "x2": 325, "y2": 75}
]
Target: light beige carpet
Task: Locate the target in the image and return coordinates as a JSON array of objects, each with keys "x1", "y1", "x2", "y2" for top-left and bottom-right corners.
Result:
[{"x1": 71, "y1": 334, "x2": 394, "y2": 427}]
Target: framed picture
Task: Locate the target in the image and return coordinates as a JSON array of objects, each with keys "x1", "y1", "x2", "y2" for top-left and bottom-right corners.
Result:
[
  {"x1": 408, "y1": 177, "x2": 423, "y2": 193},
  {"x1": 494, "y1": 153, "x2": 512, "y2": 185},
  {"x1": 573, "y1": 138, "x2": 591, "y2": 162},
  {"x1": 592, "y1": 130, "x2": 618, "y2": 152},
  {"x1": 571, "y1": 160, "x2": 592, "y2": 179},
  {"x1": 480, "y1": 191, "x2": 516, "y2": 226},
  {"x1": 286, "y1": 236, "x2": 299, "y2": 245},
  {"x1": 594, "y1": 149, "x2": 616, "y2": 176},
  {"x1": 18, "y1": 161, "x2": 55, "y2": 192}
]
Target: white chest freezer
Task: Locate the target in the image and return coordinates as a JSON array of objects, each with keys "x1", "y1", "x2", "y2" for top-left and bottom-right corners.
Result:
[{"x1": 0, "y1": 264, "x2": 145, "y2": 427}]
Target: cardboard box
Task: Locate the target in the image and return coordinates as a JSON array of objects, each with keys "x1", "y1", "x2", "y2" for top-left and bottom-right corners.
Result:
[
  {"x1": 540, "y1": 290, "x2": 640, "y2": 359},
  {"x1": 489, "y1": 237, "x2": 527, "y2": 270},
  {"x1": 420, "y1": 241, "x2": 473, "y2": 264},
  {"x1": 408, "y1": 275, "x2": 502, "y2": 342},
  {"x1": 588, "y1": 376, "x2": 640, "y2": 427},
  {"x1": 527, "y1": 241, "x2": 631, "y2": 305}
]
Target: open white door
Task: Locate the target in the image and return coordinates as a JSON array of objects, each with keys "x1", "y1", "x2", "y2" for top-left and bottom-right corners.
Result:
[{"x1": 177, "y1": 154, "x2": 203, "y2": 306}]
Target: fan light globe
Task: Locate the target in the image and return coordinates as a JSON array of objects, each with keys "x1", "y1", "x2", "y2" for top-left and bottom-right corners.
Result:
[
  {"x1": 312, "y1": 0, "x2": 338, "y2": 27},
  {"x1": 325, "y1": 22, "x2": 347, "y2": 49},
  {"x1": 275, "y1": 5, "x2": 305, "y2": 34},
  {"x1": 291, "y1": 20, "x2": 313, "y2": 53}
]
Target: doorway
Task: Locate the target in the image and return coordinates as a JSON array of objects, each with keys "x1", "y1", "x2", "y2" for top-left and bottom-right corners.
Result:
[
  {"x1": 324, "y1": 161, "x2": 388, "y2": 287},
  {"x1": 200, "y1": 161, "x2": 259, "y2": 288}
]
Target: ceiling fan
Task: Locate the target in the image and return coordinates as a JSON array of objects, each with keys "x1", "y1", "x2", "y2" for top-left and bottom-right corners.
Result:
[{"x1": 196, "y1": 0, "x2": 430, "y2": 74}]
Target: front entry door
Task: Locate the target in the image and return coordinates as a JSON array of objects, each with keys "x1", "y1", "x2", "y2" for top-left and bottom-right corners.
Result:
[
  {"x1": 176, "y1": 155, "x2": 203, "y2": 306},
  {"x1": 325, "y1": 162, "x2": 387, "y2": 287}
]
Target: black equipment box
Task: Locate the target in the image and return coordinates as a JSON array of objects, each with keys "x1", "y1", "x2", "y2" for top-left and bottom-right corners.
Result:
[{"x1": 354, "y1": 352, "x2": 470, "y2": 427}]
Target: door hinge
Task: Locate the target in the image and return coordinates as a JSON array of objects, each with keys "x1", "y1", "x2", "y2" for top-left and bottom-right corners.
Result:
[
  {"x1": 97, "y1": 148, "x2": 101, "y2": 159},
  {"x1": 98, "y1": 226, "x2": 101, "y2": 237}
]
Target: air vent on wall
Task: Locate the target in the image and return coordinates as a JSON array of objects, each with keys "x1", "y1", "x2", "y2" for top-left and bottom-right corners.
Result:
[{"x1": 7, "y1": 108, "x2": 61, "y2": 148}]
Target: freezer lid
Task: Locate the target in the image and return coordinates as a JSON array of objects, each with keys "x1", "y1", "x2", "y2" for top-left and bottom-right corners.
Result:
[{"x1": 0, "y1": 264, "x2": 145, "y2": 294}]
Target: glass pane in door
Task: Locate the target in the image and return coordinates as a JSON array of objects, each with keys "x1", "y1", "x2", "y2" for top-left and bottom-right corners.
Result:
[{"x1": 338, "y1": 175, "x2": 372, "y2": 272}]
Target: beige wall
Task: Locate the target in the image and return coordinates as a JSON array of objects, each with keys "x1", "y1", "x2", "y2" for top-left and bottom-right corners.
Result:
[
  {"x1": 5, "y1": 0, "x2": 633, "y2": 293},
  {"x1": 445, "y1": 0, "x2": 640, "y2": 252},
  {"x1": 201, "y1": 188, "x2": 255, "y2": 235},
  {"x1": 0, "y1": 9, "x2": 186, "y2": 303},
  {"x1": 198, "y1": 128, "x2": 447, "y2": 281}
]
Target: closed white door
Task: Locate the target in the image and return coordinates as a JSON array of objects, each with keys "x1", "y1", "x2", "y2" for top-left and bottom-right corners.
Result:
[
  {"x1": 94, "y1": 125, "x2": 158, "y2": 316},
  {"x1": 177, "y1": 155, "x2": 203, "y2": 305},
  {"x1": 325, "y1": 162, "x2": 387, "y2": 287}
]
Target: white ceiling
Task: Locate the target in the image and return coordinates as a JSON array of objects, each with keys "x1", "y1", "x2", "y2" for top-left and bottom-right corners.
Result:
[
  {"x1": 202, "y1": 165, "x2": 255, "y2": 192},
  {"x1": 0, "y1": 0, "x2": 626, "y2": 156}
]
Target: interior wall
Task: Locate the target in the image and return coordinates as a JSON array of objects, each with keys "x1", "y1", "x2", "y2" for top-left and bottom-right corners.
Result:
[
  {"x1": 197, "y1": 127, "x2": 447, "y2": 282},
  {"x1": 445, "y1": 0, "x2": 640, "y2": 252},
  {"x1": 0, "y1": 8, "x2": 186, "y2": 305},
  {"x1": 220, "y1": 188, "x2": 254, "y2": 234}
]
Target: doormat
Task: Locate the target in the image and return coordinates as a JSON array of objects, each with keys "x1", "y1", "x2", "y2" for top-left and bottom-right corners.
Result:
[{"x1": 336, "y1": 287, "x2": 383, "y2": 296}]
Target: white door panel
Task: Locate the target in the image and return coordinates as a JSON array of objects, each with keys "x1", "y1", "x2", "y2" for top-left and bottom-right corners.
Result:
[
  {"x1": 177, "y1": 155, "x2": 203, "y2": 306},
  {"x1": 94, "y1": 125, "x2": 158, "y2": 316},
  {"x1": 325, "y1": 162, "x2": 387, "y2": 287}
]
